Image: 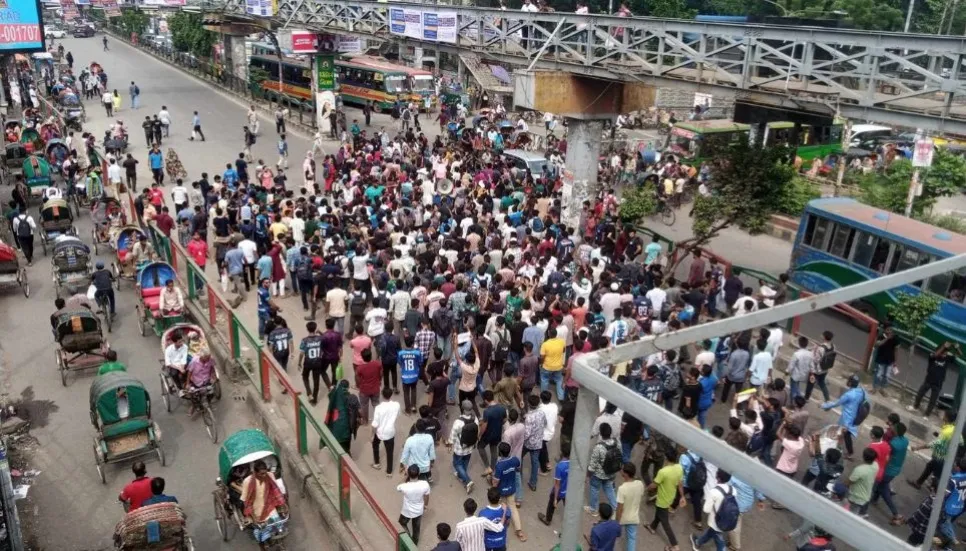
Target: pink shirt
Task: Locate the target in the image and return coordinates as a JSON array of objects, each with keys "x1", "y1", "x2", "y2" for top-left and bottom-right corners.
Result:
[
  {"x1": 350, "y1": 335, "x2": 372, "y2": 365},
  {"x1": 775, "y1": 438, "x2": 805, "y2": 475}
]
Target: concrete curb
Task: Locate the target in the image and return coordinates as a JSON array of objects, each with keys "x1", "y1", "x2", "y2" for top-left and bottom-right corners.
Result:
[{"x1": 181, "y1": 298, "x2": 363, "y2": 551}]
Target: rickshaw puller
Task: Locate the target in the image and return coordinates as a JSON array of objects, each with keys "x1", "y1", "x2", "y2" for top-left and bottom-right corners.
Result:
[{"x1": 91, "y1": 261, "x2": 116, "y2": 315}]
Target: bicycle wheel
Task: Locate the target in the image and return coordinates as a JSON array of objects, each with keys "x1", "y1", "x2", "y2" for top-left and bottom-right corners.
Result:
[
  {"x1": 202, "y1": 403, "x2": 217, "y2": 443},
  {"x1": 661, "y1": 207, "x2": 676, "y2": 226}
]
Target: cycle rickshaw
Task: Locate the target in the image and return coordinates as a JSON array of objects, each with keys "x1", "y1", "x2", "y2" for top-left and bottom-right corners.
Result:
[
  {"x1": 50, "y1": 235, "x2": 93, "y2": 297},
  {"x1": 90, "y1": 372, "x2": 165, "y2": 483},
  {"x1": 39, "y1": 198, "x2": 76, "y2": 254},
  {"x1": 159, "y1": 323, "x2": 221, "y2": 442},
  {"x1": 110, "y1": 226, "x2": 148, "y2": 288},
  {"x1": 113, "y1": 502, "x2": 194, "y2": 550},
  {"x1": 55, "y1": 308, "x2": 110, "y2": 386},
  {"x1": 136, "y1": 261, "x2": 184, "y2": 338}
]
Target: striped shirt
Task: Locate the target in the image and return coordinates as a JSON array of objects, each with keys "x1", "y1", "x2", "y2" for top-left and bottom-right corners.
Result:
[
  {"x1": 454, "y1": 515, "x2": 504, "y2": 551},
  {"x1": 932, "y1": 423, "x2": 956, "y2": 459}
]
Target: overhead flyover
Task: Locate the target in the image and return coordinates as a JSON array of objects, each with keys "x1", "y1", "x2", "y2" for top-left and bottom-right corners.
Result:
[{"x1": 196, "y1": 0, "x2": 966, "y2": 134}]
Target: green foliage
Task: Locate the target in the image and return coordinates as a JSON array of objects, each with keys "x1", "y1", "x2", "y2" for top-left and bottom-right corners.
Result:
[
  {"x1": 619, "y1": 182, "x2": 659, "y2": 224},
  {"x1": 857, "y1": 148, "x2": 966, "y2": 217},
  {"x1": 825, "y1": 0, "x2": 904, "y2": 30},
  {"x1": 168, "y1": 13, "x2": 217, "y2": 59},
  {"x1": 640, "y1": 0, "x2": 697, "y2": 18},
  {"x1": 887, "y1": 291, "x2": 942, "y2": 340},
  {"x1": 917, "y1": 213, "x2": 966, "y2": 235},
  {"x1": 775, "y1": 176, "x2": 821, "y2": 217},
  {"x1": 693, "y1": 137, "x2": 797, "y2": 239},
  {"x1": 112, "y1": 9, "x2": 149, "y2": 36}
]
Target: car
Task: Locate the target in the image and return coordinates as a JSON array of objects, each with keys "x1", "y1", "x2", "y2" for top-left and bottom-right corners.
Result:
[
  {"x1": 502, "y1": 149, "x2": 549, "y2": 180},
  {"x1": 72, "y1": 25, "x2": 95, "y2": 38},
  {"x1": 44, "y1": 26, "x2": 66, "y2": 39}
]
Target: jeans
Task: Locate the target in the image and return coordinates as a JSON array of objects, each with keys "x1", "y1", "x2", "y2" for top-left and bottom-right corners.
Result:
[
  {"x1": 870, "y1": 473, "x2": 899, "y2": 517},
  {"x1": 507, "y1": 351, "x2": 521, "y2": 373},
  {"x1": 131, "y1": 95, "x2": 139, "y2": 109},
  {"x1": 438, "y1": 333, "x2": 453, "y2": 360},
  {"x1": 540, "y1": 368, "x2": 565, "y2": 401},
  {"x1": 478, "y1": 441, "x2": 499, "y2": 471},
  {"x1": 621, "y1": 441, "x2": 634, "y2": 463},
  {"x1": 588, "y1": 476, "x2": 616, "y2": 509},
  {"x1": 258, "y1": 314, "x2": 268, "y2": 338},
  {"x1": 915, "y1": 382, "x2": 943, "y2": 416},
  {"x1": 697, "y1": 407, "x2": 709, "y2": 429},
  {"x1": 696, "y1": 526, "x2": 726, "y2": 551},
  {"x1": 453, "y1": 453, "x2": 471, "y2": 486},
  {"x1": 448, "y1": 362, "x2": 461, "y2": 403},
  {"x1": 623, "y1": 524, "x2": 637, "y2": 551},
  {"x1": 515, "y1": 471, "x2": 523, "y2": 503},
  {"x1": 523, "y1": 447, "x2": 541, "y2": 489},
  {"x1": 873, "y1": 362, "x2": 891, "y2": 390},
  {"x1": 789, "y1": 379, "x2": 803, "y2": 399},
  {"x1": 805, "y1": 373, "x2": 830, "y2": 402}
]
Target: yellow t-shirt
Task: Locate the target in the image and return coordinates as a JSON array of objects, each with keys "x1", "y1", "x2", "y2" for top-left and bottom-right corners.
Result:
[
  {"x1": 653, "y1": 463, "x2": 683, "y2": 509},
  {"x1": 617, "y1": 479, "x2": 645, "y2": 524},
  {"x1": 269, "y1": 222, "x2": 288, "y2": 240},
  {"x1": 540, "y1": 338, "x2": 566, "y2": 371}
]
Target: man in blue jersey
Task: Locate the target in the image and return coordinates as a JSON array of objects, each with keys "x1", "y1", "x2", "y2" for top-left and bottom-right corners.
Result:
[
  {"x1": 491, "y1": 442, "x2": 525, "y2": 541},
  {"x1": 479, "y1": 487, "x2": 512, "y2": 550},
  {"x1": 398, "y1": 335, "x2": 424, "y2": 414}
]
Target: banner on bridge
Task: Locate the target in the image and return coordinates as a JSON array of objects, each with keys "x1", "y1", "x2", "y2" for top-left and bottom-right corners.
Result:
[
  {"x1": 390, "y1": 7, "x2": 458, "y2": 44},
  {"x1": 102, "y1": 0, "x2": 121, "y2": 16},
  {"x1": 61, "y1": 0, "x2": 80, "y2": 21}
]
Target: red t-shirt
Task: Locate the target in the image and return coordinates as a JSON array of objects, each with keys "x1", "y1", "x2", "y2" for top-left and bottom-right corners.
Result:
[
  {"x1": 869, "y1": 440, "x2": 891, "y2": 481},
  {"x1": 355, "y1": 360, "x2": 382, "y2": 396},
  {"x1": 155, "y1": 213, "x2": 174, "y2": 237},
  {"x1": 148, "y1": 188, "x2": 163, "y2": 207},
  {"x1": 119, "y1": 477, "x2": 154, "y2": 510}
]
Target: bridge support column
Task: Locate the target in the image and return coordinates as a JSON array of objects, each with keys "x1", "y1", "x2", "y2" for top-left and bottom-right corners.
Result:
[
  {"x1": 563, "y1": 116, "x2": 608, "y2": 224},
  {"x1": 223, "y1": 34, "x2": 248, "y2": 82}
]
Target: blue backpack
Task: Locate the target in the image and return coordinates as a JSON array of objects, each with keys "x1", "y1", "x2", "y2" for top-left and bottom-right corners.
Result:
[{"x1": 714, "y1": 487, "x2": 740, "y2": 531}]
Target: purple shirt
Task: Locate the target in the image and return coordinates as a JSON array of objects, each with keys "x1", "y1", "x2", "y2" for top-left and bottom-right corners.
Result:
[
  {"x1": 321, "y1": 330, "x2": 343, "y2": 360},
  {"x1": 186, "y1": 357, "x2": 215, "y2": 387}
]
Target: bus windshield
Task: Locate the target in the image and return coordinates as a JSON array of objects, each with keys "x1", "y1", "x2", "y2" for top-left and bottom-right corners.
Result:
[
  {"x1": 385, "y1": 75, "x2": 409, "y2": 93},
  {"x1": 412, "y1": 76, "x2": 434, "y2": 92},
  {"x1": 667, "y1": 128, "x2": 699, "y2": 159}
]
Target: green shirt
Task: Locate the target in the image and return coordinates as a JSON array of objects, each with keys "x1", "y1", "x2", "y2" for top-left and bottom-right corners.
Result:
[
  {"x1": 97, "y1": 361, "x2": 127, "y2": 376},
  {"x1": 847, "y1": 463, "x2": 877, "y2": 505},
  {"x1": 653, "y1": 463, "x2": 683, "y2": 509},
  {"x1": 304, "y1": 220, "x2": 319, "y2": 240}
]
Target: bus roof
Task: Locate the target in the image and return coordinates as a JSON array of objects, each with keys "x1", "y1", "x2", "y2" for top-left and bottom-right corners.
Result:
[
  {"x1": 251, "y1": 53, "x2": 309, "y2": 69},
  {"x1": 806, "y1": 198, "x2": 966, "y2": 256},
  {"x1": 674, "y1": 120, "x2": 750, "y2": 134},
  {"x1": 767, "y1": 118, "x2": 844, "y2": 130},
  {"x1": 340, "y1": 55, "x2": 422, "y2": 75}
]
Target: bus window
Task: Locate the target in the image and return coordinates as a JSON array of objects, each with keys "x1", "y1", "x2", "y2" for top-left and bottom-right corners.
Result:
[
  {"x1": 890, "y1": 246, "x2": 926, "y2": 287},
  {"x1": 851, "y1": 231, "x2": 878, "y2": 268},
  {"x1": 385, "y1": 74, "x2": 408, "y2": 93},
  {"x1": 827, "y1": 224, "x2": 855, "y2": 259},
  {"x1": 869, "y1": 239, "x2": 891, "y2": 273},
  {"x1": 807, "y1": 217, "x2": 832, "y2": 249},
  {"x1": 801, "y1": 215, "x2": 817, "y2": 245}
]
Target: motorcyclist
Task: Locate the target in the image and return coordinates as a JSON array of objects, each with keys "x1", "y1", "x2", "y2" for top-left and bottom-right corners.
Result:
[
  {"x1": 111, "y1": 119, "x2": 127, "y2": 140},
  {"x1": 90, "y1": 261, "x2": 116, "y2": 315}
]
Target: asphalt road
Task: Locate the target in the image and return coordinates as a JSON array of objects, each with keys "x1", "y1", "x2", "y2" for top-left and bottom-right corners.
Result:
[
  {"x1": 16, "y1": 34, "x2": 957, "y2": 551},
  {"x1": 3, "y1": 36, "x2": 331, "y2": 551}
]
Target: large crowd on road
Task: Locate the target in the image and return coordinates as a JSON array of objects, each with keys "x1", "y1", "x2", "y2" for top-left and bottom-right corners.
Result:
[{"x1": 23, "y1": 42, "x2": 966, "y2": 551}]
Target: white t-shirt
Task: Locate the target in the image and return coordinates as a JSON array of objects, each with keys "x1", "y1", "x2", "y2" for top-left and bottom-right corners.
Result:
[
  {"x1": 365, "y1": 307, "x2": 388, "y2": 337},
  {"x1": 371, "y1": 400, "x2": 401, "y2": 441},
  {"x1": 326, "y1": 288, "x2": 348, "y2": 318},
  {"x1": 539, "y1": 402, "x2": 558, "y2": 441},
  {"x1": 694, "y1": 351, "x2": 716, "y2": 368},
  {"x1": 171, "y1": 185, "x2": 188, "y2": 204},
  {"x1": 289, "y1": 217, "x2": 305, "y2": 243},
  {"x1": 238, "y1": 240, "x2": 258, "y2": 264},
  {"x1": 396, "y1": 480, "x2": 430, "y2": 518},
  {"x1": 645, "y1": 288, "x2": 667, "y2": 314},
  {"x1": 107, "y1": 163, "x2": 122, "y2": 183},
  {"x1": 352, "y1": 254, "x2": 369, "y2": 280}
]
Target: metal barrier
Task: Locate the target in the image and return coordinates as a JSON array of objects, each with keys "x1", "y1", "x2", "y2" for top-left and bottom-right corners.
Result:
[{"x1": 127, "y1": 198, "x2": 416, "y2": 550}]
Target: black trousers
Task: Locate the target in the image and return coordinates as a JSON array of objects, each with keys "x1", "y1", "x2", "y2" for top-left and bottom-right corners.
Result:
[
  {"x1": 402, "y1": 382, "x2": 418, "y2": 412},
  {"x1": 383, "y1": 361, "x2": 398, "y2": 390},
  {"x1": 298, "y1": 278, "x2": 314, "y2": 310},
  {"x1": 242, "y1": 262, "x2": 256, "y2": 290},
  {"x1": 720, "y1": 378, "x2": 743, "y2": 404},
  {"x1": 320, "y1": 358, "x2": 338, "y2": 388},
  {"x1": 544, "y1": 492, "x2": 564, "y2": 522},
  {"x1": 685, "y1": 487, "x2": 704, "y2": 523},
  {"x1": 649, "y1": 506, "x2": 677, "y2": 546},
  {"x1": 399, "y1": 514, "x2": 422, "y2": 545},
  {"x1": 372, "y1": 435, "x2": 394, "y2": 473},
  {"x1": 915, "y1": 382, "x2": 942, "y2": 416},
  {"x1": 917, "y1": 458, "x2": 944, "y2": 487},
  {"x1": 302, "y1": 364, "x2": 322, "y2": 402},
  {"x1": 16, "y1": 236, "x2": 33, "y2": 263}
]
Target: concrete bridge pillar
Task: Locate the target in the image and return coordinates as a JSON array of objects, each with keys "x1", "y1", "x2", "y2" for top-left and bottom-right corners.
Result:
[
  {"x1": 563, "y1": 116, "x2": 607, "y2": 226},
  {"x1": 223, "y1": 34, "x2": 248, "y2": 82}
]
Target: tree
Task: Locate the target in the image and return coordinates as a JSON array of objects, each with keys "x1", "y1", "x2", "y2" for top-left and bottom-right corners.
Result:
[
  {"x1": 672, "y1": 138, "x2": 796, "y2": 265},
  {"x1": 886, "y1": 291, "x2": 942, "y2": 399},
  {"x1": 827, "y1": 0, "x2": 904, "y2": 30},
  {"x1": 856, "y1": 148, "x2": 966, "y2": 217},
  {"x1": 112, "y1": 9, "x2": 149, "y2": 36},
  {"x1": 619, "y1": 181, "x2": 659, "y2": 224},
  {"x1": 168, "y1": 13, "x2": 217, "y2": 59},
  {"x1": 640, "y1": 0, "x2": 697, "y2": 18}
]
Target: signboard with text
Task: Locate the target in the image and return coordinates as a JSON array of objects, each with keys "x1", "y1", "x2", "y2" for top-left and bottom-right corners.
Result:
[
  {"x1": 913, "y1": 139, "x2": 934, "y2": 168},
  {"x1": 316, "y1": 54, "x2": 335, "y2": 91},
  {"x1": 290, "y1": 30, "x2": 317, "y2": 53},
  {"x1": 0, "y1": 0, "x2": 44, "y2": 52},
  {"x1": 102, "y1": 0, "x2": 121, "y2": 16},
  {"x1": 391, "y1": 7, "x2": 458, "y2": 43},
  {"x1": 244, "y1": 0, "x2": 274, "y2": 17}
]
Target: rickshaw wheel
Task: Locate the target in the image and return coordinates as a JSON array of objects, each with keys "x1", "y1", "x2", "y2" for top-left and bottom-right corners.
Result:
[
  {"x1": 156, "y1": 445, "x2": 166, "y2": 467},
  {"x1": 136, "y1": 306, "x2": 145, "y2": 337},
  {"x1": 184, "y1": 535, "x2": 194, "y2": 551},
  {"x1": 20, "y1": 269, "x2": 28, "y2": 298},
  {"x1": 93, "y1": 445, "x2": 105, "y2": 484},
  {"x1": 160, "y1": 372, "x2": 172, "y2": 413},
  {"x1": 111, "y1": 263, "x2": 120, "y2": 290},
  {"x1": 203, "y1": 403, "x2": 217, "y2": 443},
  {"x1": 56, "y1": 349, "x2": 66, "y2": 387},
  {"x1": 41, "y1": 236, "x2": 46, "y2": 255},
  {"x1": 213, "y1": 493, "x2": 229, "y2": 541}
]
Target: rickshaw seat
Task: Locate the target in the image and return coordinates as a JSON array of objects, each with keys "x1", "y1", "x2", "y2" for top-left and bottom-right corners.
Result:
[
  {"x1": 102, "y1": 418, "x2": 151, "y2": 439},
  {"x1": 144, "y1": 296, "x2": 161, "y2": 315},
  {"x1": 118, "y1": 250, "x2": 128, "y2": 262},
  {"x1": 60, "y1": 333, "x2": 102, "y2": 353}
]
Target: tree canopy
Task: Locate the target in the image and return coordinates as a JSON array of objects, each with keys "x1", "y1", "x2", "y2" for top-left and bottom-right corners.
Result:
[
  {"x1": 855, "y1": 148, "x2": 966, "y2": 218},
  {"x1": 168, "y1": 13, "x2": 217, "y2": 59},
  {"x1": 111, "y1": 9, "x2": 149, "y2": 36}
]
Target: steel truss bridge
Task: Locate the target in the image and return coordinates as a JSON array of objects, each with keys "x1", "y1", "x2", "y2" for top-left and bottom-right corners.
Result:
[{"x1": 201, "y1": 0, "x2": 966, "y2": 134}]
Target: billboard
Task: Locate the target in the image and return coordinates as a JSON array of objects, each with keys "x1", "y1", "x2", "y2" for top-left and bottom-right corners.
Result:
[
  {"x1": 245, "y1": 0, "x2": 275, "y2": 17},
  {"x1": 316, "y1": 54, "x2": 335, "y2": 91},
  {"x1": 290, "y1": 30, "x2": 316, "y2": 53},
  {"x1": 1, "y1": 0, "x2": 46, "y2": 52},
  {"x1": 390, "y1": 7, "x2": 457, "y2": 44}
]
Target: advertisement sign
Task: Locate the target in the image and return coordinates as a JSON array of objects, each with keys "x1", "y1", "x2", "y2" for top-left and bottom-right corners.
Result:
[
  {"x1": 389, "y1": 7, "x2": 422, "y2": 39},
  {"x1": 316, "y1": 54, "x2": 335, "y2": 91},
  {"x1": 435, "y1": 11, "x2": 457, "y2": 43},
  {"x1": 913, "y1": 139, "x2": 935, "y2": 168},
  {"x1": 61, "y1": 0, "x2": 80, "y2": 21},
  {"x1": 102, "y1": 0, "x2": 121, "y2": 16},
  {"x1": 245, "y1": 0, "x2": 274, "y2": 17},
  {"x1": 290, "y1": 30, "x2": 317, "y2": 53},
  {"x1": 316, "y1": 90, "x2": 336, "y2": 134},
  {"x1": 141, "y1": 0, "x2": 186, "y2": 5},
  {"x1": 337, "y1": 36, "x2": 362, "y2": 53}
]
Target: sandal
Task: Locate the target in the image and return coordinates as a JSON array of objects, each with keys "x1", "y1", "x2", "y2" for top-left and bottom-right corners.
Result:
[
  {"x1": 644, "y1": 525, "x2": 656, "y2": 535},
  {"x1": 890, "y1": 516, "x2": 905, "y2": 526},
  {"x1": 516, "y1": 530, "x2": 527, "y2": 542}
]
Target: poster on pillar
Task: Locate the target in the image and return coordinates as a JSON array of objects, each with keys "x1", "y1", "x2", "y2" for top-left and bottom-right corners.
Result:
[
  {"x1": 390, "y1": 7, "x2": 423, "y2": 40},
  {"x1": 316, "y1": 55, "x2": 336, "y2": 91},
  {"x1": 316, "y1": 91, "x2": 336, "y2": 135}
]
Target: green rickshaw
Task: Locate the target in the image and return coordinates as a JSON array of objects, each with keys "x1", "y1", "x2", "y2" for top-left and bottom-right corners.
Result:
[
  {"x1": 19, "y1": 126, "x2": 43, "y2": 152},
  {"x1": 23, "y1": 154, "x2": 51, "y2": 199},
  {"x1": 90, "y1": 372, "x2": 165, "y2": 484},
  {"x1": 213, "y1": 429, "x2": 290, "y2": 548}
]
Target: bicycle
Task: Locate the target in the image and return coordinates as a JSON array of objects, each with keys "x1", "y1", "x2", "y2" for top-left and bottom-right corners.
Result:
[
  {"x1": 185, "y1": 385, "x2": 218, "y2": 443},
  {"x1": 95, "y1": 291, "x2": 113, "y2": 333},
  {"x1": 653, "y1": 199, "x2": 676, "y2": 226}
]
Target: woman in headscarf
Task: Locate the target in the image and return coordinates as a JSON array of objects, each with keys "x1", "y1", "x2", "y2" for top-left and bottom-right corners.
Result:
[
  {"x1": 268, "y1": 239, "x2": 286, "y2": 297},
  {"x1": 302, "y1": 151, "x2": 315, "y2": 189},
  {"x1": 324, "y1": 380, "x2": 360, "y2": 454},
  {"x1": 165, "y1": 148, "x2": 187, "y2": 181},
  {"x1": 241, "y1": 459, "x2": 286, "y2": 538}
]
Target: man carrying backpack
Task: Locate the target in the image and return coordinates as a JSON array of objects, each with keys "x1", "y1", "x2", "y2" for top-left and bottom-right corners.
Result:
[
  {"x1": 12, "y1": 210, "x2": 36, "y2": 265},
  {"x1": 680, "y1": 449, "x2": 707, "y2": 529},
  {"x1": 820, "y1": 374, "x2": 868, "y2": 461},
  {"x1": 348, "y1": 286, "x2": 368, "y2": 333},
  {"x1": 806, "y1": 331, "x2": 836, "y2": 402},
  {"x1": 433, "y1": 298, "x2": 455, "y2": 360},
  {"x1": 690, "y1": 469, "x2": 739, "y2": 551},
  {"x1": 585, "y1": 423, "x2": 621, "y2": 515},
  {"x1": 447, "y1": 400, "x2": 478, "y2": 494}
]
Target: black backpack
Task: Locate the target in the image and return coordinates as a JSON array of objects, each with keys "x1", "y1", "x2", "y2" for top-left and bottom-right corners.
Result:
[
  {"x1": 15, "y1": 215, "x2": 31, "y2": 239},
  {"x1": 349, "y1": 293, "x2": 367, "y2": 317},
  {"x1": 714, "y1": 486, "x2": 741, "y2": 532},
  {"x1": 747, "y1": 429, "x2": 765, "y2": 454},
  {"x1": 296, "y1": 257, "x2": 312, "y2": 280},
  {"x1": 685, "y1": 453, "x2": 707, "y2": 489},
  {"x1": 493, "y1": 331, "x2": 510, "y2": 362},
  {"x1": 819, "y1": 344, "x2": 837, "y2": 371},
  {"x1": 602, "y1": 442, "x2": 623, "y2": 476},
  {"x1": 854, "y1": 389, "x2": 871, "y2": 426},
  {"x1": 459, "y1": 418, "x2": 479, "y2": 448},
  {"x1": 433, "y1": 309, "x2": 454, "y2": 337},
  {"x1": 374, "y1": 290, "x2": 391, "y2": 309}
]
